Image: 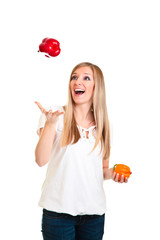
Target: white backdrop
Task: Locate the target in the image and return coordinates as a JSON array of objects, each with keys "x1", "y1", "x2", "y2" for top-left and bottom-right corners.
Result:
[{"x1": 1, "y1": 0, "x2": 160, "y2": 239}]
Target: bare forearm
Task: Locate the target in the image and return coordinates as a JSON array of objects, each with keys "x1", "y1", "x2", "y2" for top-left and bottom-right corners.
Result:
[
  {"x1": 103, "y1": 168, "x2": 114, "y2": 180},
  {"x1": 35, "y1": 122, "x2": 56, "y2": 167}
]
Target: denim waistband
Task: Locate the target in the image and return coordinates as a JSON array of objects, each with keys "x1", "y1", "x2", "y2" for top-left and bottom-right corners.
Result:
[{"x1": 43, "y1": 208, "x2": 104, "y2": 219}]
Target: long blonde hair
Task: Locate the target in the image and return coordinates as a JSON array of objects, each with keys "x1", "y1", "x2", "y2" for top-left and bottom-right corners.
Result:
[{"x1": 60, "y1": 62, "x2": 111, "y2": 160}]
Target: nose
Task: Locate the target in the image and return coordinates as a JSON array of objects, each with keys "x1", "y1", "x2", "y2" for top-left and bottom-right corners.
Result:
[{"x1": 76, "y1": 77, "x2": 82, "y2": 85}]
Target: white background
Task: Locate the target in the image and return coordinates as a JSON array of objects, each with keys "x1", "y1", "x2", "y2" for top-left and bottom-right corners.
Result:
[{"x1": 1, "y1": 0, "x2": 160, "y2": 239}]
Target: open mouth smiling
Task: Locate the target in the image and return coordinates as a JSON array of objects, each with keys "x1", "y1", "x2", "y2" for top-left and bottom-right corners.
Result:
[{"x1": 74, "y1": 89, "x2": 85, "y2": 95}]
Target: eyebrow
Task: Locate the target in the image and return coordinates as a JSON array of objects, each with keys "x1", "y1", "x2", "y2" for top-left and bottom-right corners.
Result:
[{"x1": 72, "y1": 72, "x2": 92, "y2": 76}]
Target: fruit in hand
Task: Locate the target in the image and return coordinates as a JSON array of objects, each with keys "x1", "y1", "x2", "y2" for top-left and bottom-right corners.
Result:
[{"x1": 113, "y1": 164, "x2": 132, "y2": 180}]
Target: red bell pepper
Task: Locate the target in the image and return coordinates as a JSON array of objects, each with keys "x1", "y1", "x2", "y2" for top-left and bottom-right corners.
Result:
[{"x1": 39, "y1": 38, "x2": 61, "y2": 57}]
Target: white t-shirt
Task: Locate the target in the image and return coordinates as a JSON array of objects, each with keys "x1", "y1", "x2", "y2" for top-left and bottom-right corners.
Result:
[{"x1": 37, "y1": 105, "x2": 107, "y2": 216}]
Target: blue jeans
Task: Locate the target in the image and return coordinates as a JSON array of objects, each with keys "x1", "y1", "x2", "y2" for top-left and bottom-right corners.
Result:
[{"x1": 41, "y1": 208, "x2": 105, "y2": 240}]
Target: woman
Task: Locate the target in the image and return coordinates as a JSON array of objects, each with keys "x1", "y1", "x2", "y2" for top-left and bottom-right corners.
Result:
[{"x1": 35, "y1": 62, "x2": 128, "y2": 240}]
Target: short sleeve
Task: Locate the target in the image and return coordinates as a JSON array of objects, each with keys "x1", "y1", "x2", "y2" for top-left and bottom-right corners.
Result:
[{"x1": 36, "y1": 105, "x2": 64, "y2": 136}]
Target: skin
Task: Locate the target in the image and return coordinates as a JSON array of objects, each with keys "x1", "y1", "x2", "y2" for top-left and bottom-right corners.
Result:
[
  {"x1": 70, "y1": 66, "x2": 128, "y2": 183},
  {"x1": 70, "y1": 66, "x2": 95, "y2": 129},
  {"x1": 35, "y1": 66, "x2": 128, "y2": 183}
]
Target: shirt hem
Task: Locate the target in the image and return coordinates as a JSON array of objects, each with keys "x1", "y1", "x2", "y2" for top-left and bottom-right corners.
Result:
[{"x1": 38, "y1": 202, "x2": 107, "y2": 216}]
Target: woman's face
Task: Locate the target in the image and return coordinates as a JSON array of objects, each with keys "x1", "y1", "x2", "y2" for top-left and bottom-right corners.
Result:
[{"x1": 70, "y1": 66, "x2": 95, "y2": 106}]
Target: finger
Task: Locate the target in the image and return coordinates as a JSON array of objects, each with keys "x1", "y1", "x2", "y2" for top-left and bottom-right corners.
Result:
[
  {"x1": 57, "y1": 111, "x2": 65, "y2": 116},
  {"x1": 35, "y1": 101, "x2": 46, "y2": 113},
  {"x1": 120, "y1": 175, "x2": 124, "y2": 183},
  {"x1": 51, "y1": 110, "x2": 64, "y2": 116},
  {"x1": 112, "y1": 172, "x2": 116, "y2": 180},
  {"x1": 125, "y1": 177, "x2": 128, "y2": 183},
  {"x1": 35, "y1": 101, "x2": 43, "y2": 109},
  {"x1": 115, "y1": 173, "x2": 119, "y2": 182},
  {"x1": 48, "y1": 109, "x2": 53, "y2": 114},
  {"x1": 50, "y1": 110, "x2": 62, "y2": 115}
]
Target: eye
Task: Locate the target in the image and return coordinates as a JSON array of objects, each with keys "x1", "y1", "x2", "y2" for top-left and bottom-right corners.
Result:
[
  {"x1": 84, "y1": 76, "x2": 90, "y2": 80},
  {"x1": 71, "y1": 75, "x2": 77, "y2": 80}
]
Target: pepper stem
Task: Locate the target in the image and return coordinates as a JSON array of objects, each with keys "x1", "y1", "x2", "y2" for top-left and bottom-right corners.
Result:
[{"x1": 113, "y1": 164, "x2": 117, "y2": 171}]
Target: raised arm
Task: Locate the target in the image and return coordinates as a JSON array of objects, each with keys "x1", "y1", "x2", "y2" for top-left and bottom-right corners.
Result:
[{"x1": 35, "y1": 101, "x2": 64, "y2": 167}]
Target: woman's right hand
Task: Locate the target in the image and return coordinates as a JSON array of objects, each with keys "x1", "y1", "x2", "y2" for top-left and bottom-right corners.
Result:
[{"x1": 35, "y1": 101, "x2": 64, "y2": 125}]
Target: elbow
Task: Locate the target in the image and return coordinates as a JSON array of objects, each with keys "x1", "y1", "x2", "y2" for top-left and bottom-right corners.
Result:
[
  {"x1": 35, "y1": 148, "x2": 44, "y2": 167},
  {"x1": 35, "y1": 152, "x2": 47, "y2": 167},
  {"x1": 35, "y1": 158, "x2": 44, "y2": 167},
  {"x1": 35, "y1": 148, "x2": 49, "y2": 167},
  {"x1": 35, "y1": 158, "x2": 48, "y2": 167}
]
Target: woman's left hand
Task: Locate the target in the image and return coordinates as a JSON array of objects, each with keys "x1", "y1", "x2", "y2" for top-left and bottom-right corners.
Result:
[{"x1": 112, "y1": 172, "x2": 128, "y2": 183}]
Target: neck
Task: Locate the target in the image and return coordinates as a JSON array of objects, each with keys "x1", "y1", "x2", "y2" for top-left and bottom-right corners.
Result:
[{"x1": 73, "y1": 103, "x2": 93, "y2": 122}]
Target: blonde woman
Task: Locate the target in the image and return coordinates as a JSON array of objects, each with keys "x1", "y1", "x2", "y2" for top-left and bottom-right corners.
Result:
[{"x1": 35, "y1": 62, "x2": 128, "y2": 240}]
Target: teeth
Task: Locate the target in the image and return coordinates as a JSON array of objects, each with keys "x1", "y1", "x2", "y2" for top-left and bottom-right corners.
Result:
[{"x1": 74, "y1": 89, "x2": 85, "y2": 92}]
